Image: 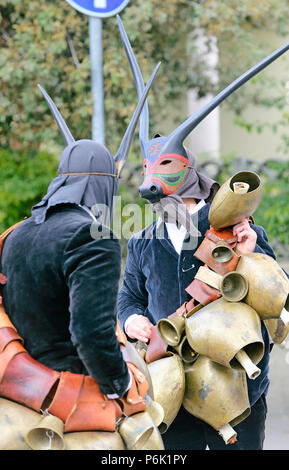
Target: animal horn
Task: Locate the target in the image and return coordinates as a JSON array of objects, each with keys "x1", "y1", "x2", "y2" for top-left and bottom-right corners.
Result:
[
  {"x1": 37, "y1": 84, "x2": 75, "y2": 145},
  {"x1": 114, "y1": 61, "x2": 161, "y2": 176},
  {"x1": 117, "y1": 15, "x2": 149, "y2": 152},
  {"x1": 163, "y1": 41, "x2": 289, "y2": 155}
]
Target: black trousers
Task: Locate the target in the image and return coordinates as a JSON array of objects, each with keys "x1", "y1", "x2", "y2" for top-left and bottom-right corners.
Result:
[{"x1": 162, "y1": 394, "x2": 267, "y2": 450}]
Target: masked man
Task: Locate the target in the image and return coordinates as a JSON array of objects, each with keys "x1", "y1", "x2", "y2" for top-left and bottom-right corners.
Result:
[
  {"x1": 116, "y1": 17, "x2": 289, "y2": 450},
  {"x1": 117, "y1": 149, "x2": 276, "y2": 450}
]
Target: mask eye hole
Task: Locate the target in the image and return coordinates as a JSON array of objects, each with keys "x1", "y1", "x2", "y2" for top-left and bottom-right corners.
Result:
[{"x1": 160, "y1": 160, "x2": 172, "y2": 165}]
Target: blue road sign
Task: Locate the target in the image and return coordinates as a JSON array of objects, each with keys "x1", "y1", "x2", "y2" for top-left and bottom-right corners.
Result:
[{"x1": 65, "y1": 0, "x2": 129, "y2": 18}]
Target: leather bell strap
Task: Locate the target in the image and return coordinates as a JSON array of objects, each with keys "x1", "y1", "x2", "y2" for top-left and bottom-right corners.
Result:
[
  {"x1": 185, "y1": 278, "x2": 221, "y2": 306},
  {"x1": 145, "y1": 301, "x2": 196, "y2": 364},
  {"x1": 48, "y1": 372, "x2": 122, "y2": 432},
  {"x1": 194, "y1": 232, "x2": 240, "y2": 276},
  {"x1": 116, "y1": 362, "x2": 148, "y2": 417},
  {"x1": 205, "y1": 227, "x2": 237, "y2": 247}
]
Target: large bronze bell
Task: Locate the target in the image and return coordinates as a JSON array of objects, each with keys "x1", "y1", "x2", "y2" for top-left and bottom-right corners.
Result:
[
  {"x1": 183, "y1": 355, "x2": 251, "y2": 444},
  {"x1": 145, "y1": 395, "x2": 165, "y2": 428},
  {"x1": 65, "y1": 431, "x2": 125, "y2": 450},
  {"x1": 122, "y1": 341, "x2": 154, "y2": 398},
  {"x1": 140, "y1": 426, "x2": 165, "y2": 450},
  {"x1": 119, "y1": 410, "x2": 164, "y2": 450},
  {"x1": 265, "y1": 318, "x2": 289, "y2": 345},
  {"x1": 118, "y1": 411, "x2": 155, "y2": 450},
  {"x1": 208, "y1": 171, "x2": 263, "y2": 229},
  {"x1": 234, "y1": 252, "x2": 289, "y2": 323},
  {"x1": 185, "y1": 298, "x2": 264, "y2": 380},
  {"x1": 148, "y1": 353, "x2": 185, "y2": 433},
  {"x1": 157, "y1": 315, "x2": 185, "y2": 347},
  {"x1": 25, "y1": 412, "x2": 65, "y2": 450},
  {"x1": 0, "y1": 397, "x2": 126, "y2": 450},
  {"x1": 0, "y1": 397, "x2": 40, "y2": 450}
]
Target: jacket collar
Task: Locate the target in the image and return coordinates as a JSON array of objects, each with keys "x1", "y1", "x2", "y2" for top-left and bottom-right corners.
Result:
[{"x1": 156, "y1": 202, "x2": 210, "y2": 257}]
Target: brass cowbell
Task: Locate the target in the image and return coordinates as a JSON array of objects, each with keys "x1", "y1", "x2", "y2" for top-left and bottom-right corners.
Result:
[
  {"x1": 209, "y1": 171, "x2": 263, "y2": 229},
  {"x1": 183, "y1": 355, "x2": 251, "y2": 445}
]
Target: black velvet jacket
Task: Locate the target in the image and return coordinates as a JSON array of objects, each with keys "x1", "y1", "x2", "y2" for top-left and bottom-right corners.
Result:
[{"x1": 1, "y1": 204, "x2": 130, "y2": 396}]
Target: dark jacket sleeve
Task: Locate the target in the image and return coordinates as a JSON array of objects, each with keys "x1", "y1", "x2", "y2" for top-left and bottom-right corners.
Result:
[
  {"x1": 62, "y1": 222, "x2": 130, "y2": 396},
  {"x1": 117, "y1": 237, "x2": 148, "y2": 331},
  {"x1": 251, "y1": 223, "x2": 277, "y2": 259}
]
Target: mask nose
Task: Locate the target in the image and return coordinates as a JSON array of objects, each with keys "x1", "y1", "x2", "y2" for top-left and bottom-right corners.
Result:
[{"x1": 139, "y1": 182, "x2": 165, "y2": 202}]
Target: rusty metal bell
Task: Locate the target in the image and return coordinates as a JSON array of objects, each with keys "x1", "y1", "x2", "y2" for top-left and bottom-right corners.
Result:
[
  {"x1": 148, "y1": 353, "x2": 185, "y2": 433},
  {"x1": 25, "y1": 412, "x2": 65, "y2": 450},
  {"x1": 265, "y1": 318, "x2": 289, "y2": 345},
  {"x1": 235, "y1": 252, "x2": 289, "y2": 323},
  {"x1": 185, "y1": 297, "x2": 264, "y2": 380},
  {"x1": 122, "y1": 341, "x2": 154, "y2": 398},
  {"x1": 183, "y1": 355, "x2": 251, "y2": 445},
  {"x1": 64, "y1": 431, "x2": 125, "y2": 450},
  {"x1": 140, "y1": 426, "x2": 165, "y2": 450},
  {"x1": 0, "y1": 397, "x2": 124, "y2": 450},
  {"x1": 0, "y1": 397, "x2": 40, "y2": 450},
  {"x1": 209, "y1": 171, "x2": 263, "y2": 229},
  {"x1": 121, "y1": 407, "x2": 165, "y2": 450},
  {"x1": 118, "y1": 411, "x2": 155, "y2": 450},
  {"x1": 157, "y1": 315, "x2": 185, "y2": 347},
  {"x1": 145, "y1": 395, "x2": 165, "y2": 428}
]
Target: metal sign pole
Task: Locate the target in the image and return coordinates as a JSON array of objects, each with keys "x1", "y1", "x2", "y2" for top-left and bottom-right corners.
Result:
[
  {"x1": 89, "y1": 16, "x2": 105, "y2": 145},
  {"x1": 65, "y1": 1, "x2": 130, "y2": 144}
]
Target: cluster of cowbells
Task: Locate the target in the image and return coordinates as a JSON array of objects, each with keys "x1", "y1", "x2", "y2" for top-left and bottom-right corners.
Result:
[
  {"x1": 155, "y1": 171, "x2": 289, "y2": 444},
  {"x1": 1, "y1": 171, "x2": 288, "y2": 450}
]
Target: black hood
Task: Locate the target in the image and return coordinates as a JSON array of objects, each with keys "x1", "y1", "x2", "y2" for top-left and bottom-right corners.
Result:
[{"x1": 31, "y1": 139, "x2": 118, "y2": 224}]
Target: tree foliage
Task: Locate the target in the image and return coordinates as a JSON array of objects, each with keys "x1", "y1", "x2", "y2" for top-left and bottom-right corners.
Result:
[
  {"x1": 0, "y1": 0, "x2": 288, "y2": 247},
  {"x1": 1, "y1": 0, "x2": 289, "y2": 153}
]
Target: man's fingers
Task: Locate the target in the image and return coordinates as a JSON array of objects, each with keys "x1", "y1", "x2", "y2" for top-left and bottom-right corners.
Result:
[
  {"x1": 127, "y1": 325, "x2": 152, "y2": 342},
  {"x1": 233, "y1": 221, "x2": 249, "y2": 235},
  {"x1": 236, "y1": 229, "x2": 250, "y2": 241}
]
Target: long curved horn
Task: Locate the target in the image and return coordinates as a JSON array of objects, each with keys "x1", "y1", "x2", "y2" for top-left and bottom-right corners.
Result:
[
  {"x1": 163, "y1": 41, "x2": 289, "y2": 155},
  {"x1": 38, "y1": 84, "x2": 75, "y2": 145},
  {"x1": 114, "y1": 61, "x2": 161, "y2": 176},
  {"x1": 117, "y1": 15, "x2": 148, "y2": 153}
]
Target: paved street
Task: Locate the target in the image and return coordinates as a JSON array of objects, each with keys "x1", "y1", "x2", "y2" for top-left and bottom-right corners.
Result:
[{"x1": 264, "y1": 343, "x2": 289, "y2": 450}]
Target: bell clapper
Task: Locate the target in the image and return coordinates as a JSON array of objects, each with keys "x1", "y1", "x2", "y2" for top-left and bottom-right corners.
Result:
[
  {"x1": 233, "y1": 182, "x2": 249, "y2": 194},
  {"x1": 46, "y1": 430, "x2": 54, "y2": 450},
  {"x1": 235, "y1": 349, "x2": 261, "y2": 380},
  {"x1": 218, "y1": 423, "x2": 237, "y2": 445},
  {"x1": 280, "y1": 308, "x2": 289, "y2": 327}
]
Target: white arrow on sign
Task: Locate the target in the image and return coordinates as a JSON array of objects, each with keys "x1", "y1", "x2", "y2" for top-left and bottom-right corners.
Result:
[{"x1": 94, "y1": 0, "x2": 107, "y2": 7}]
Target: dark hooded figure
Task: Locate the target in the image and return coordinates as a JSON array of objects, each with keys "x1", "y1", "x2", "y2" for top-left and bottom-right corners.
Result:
[
  {"x1": 1, "y1": 139, "x2": 131, "y2": 396},
  {"x1": 0, "y1": 59, "x2": 160, "y2": 403}
]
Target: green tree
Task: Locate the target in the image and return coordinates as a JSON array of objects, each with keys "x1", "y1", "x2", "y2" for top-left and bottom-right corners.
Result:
[
  {"x1": 0, "y1": 0, "x2": 288, "y2": 245},
  {"x1": 1, "y1": 0, "x2": 289, "y2": 152}
]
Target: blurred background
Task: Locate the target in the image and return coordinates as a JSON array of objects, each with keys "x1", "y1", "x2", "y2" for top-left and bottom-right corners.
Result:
[{"x1": 0, "y1": 0, "x2": 288, "y2": 449}]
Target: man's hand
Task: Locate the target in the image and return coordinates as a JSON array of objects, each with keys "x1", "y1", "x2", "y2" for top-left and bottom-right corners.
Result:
[
  {"x1": 126, "y1": 315, "x2": 154, "y2": 343},
  {"x1": 233, "y1": 219, "x2": 257, "y2": 255}
]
